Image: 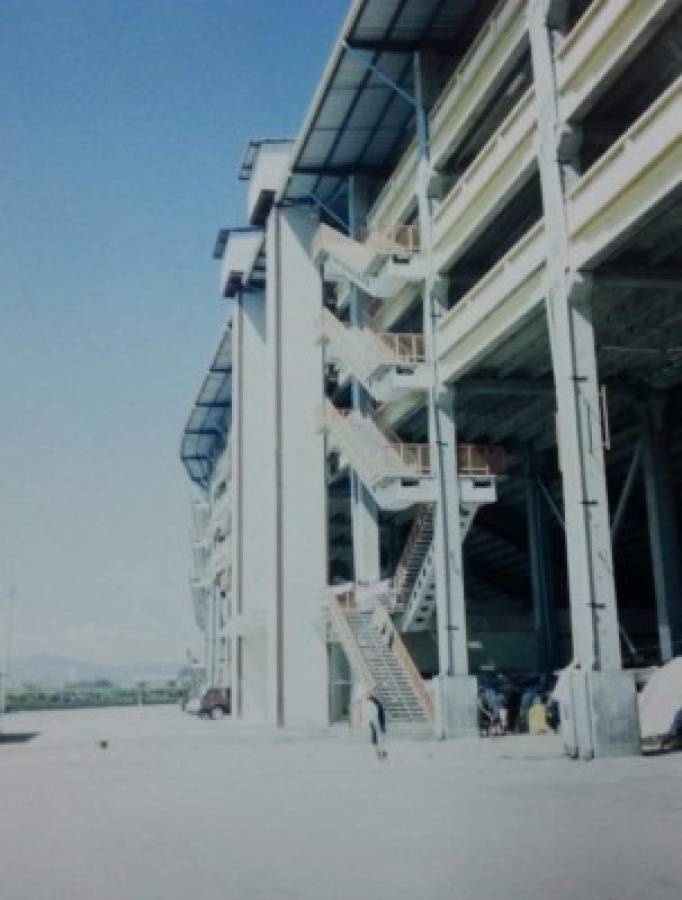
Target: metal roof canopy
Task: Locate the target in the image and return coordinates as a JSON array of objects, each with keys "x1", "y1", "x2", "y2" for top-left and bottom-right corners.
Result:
[
  {"x1": 181, "y1": 325, "x2": 233, "y2": 490},
  {"x1": 284, "y1": 0, "x2": 483, "y2": 219}
]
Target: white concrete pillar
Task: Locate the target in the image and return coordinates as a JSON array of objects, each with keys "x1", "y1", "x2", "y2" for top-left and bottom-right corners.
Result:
[
  {"x1": 268, "y1": 204, "x2": 329, "y2": 729},
  {"x1": 529, "y1": 0, "x2": 639, "y2": 758},
  {"x1": 230, "y1": 634, "x2": 241, "y2": 718},
  {"x1": 434, "y1": 388, "x2": 469, "y2": 677},
  {"x1": 529, "y1": 0, "x2": 621, "y2": 672},
  {"x1": 232, "y1": 287, "x2": 275, "y2": 721},
  {"x1": 348, "y1": 175, "x2": 381, "y2": 585}
]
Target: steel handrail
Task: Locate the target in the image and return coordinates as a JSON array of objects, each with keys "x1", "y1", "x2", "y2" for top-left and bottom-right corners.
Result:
[
  {"x1": 328, "y1": 594, "x2": 377, "y2": 694},
  {"x1": 371, "y1": 605, "x2": 434, "y2": 721},
  {"x1": 393, "y1": 504, "x2": 434, "y2": 599}
]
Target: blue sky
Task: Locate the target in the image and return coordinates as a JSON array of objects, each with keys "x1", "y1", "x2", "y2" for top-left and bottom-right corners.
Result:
[{"x1": 0, "y1": 0, "x2": 348, "y2": 665}]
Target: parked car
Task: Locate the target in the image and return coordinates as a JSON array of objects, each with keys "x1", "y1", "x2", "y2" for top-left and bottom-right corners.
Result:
[{"x1": 199, "y1": 688, "x2": 231, "y2": 720}]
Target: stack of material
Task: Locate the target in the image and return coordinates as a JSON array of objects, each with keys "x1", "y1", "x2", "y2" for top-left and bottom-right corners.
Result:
[{"x1": 638, "y1": 657, "x2": 682, "y2": 740}]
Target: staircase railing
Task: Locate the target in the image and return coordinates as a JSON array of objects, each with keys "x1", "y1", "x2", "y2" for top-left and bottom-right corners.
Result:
[
  {"x1": 357, "y1": 223, "x2": 421, "y2": 255},
  {"x1": 393, "y1": 504, "x2": 434, "y2": 601},
  {"x1": 458, "y1": 444, "x2": 507, "y2": 476},
  {"x1": 328, "y1": 593, "x2": 377, "y2": 693},
  {"x1": 317, "y1": 222, "x2": 421, "y2": 264},
  {"x1": 320, "y1": 308, "x2": 427, "y2": 379},
  {"x1": 319, "y1": 308, "x2": 392, "y2": 383},
  {"x1": 383, "y1": 423, "x2": 431, "y2": 475},
  {"x1": 378, "y1": 332, "x2": 426, "y2": 365},
  {"x1": 321, "y1": 400, "x2": 432, "y2": 480},
  {"x1": 371, "y1": 605, "x2": 434, "y2": 721}
]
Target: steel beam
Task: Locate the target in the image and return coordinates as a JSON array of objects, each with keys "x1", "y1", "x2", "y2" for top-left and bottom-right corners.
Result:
[
  {"x1": 537, "y1": 477, "x2": 565, "y2": 531},
  {"x1": 595, "y1": 268, "x2": 682, "y2": 292},
  {"x1": 640, "y1": 401, "x2": 682, "y2": 662},
  {"x1": 610, "y1": 441, "x2": 642, "y2": 545},
  {"x1": 526, "y1": 448, "x2": 555, "y2": 672},
  {"x1": 458, "y1": 377, "x2": 554, "y2": 397}
]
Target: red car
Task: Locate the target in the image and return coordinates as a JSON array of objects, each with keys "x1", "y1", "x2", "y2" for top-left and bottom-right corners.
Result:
[{"x1": 199, "y1": 688, "x2": 231, "y2": 719}]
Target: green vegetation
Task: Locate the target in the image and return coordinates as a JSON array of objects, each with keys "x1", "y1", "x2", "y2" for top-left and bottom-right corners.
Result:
[{"x1": 6, "y1": 680, "x2": 186, "y2": 712}]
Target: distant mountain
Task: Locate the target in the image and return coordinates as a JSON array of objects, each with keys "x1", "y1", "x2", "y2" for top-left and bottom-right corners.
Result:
[{"x1": 8, "y1": 654, "x2": 184, "y2": 689}]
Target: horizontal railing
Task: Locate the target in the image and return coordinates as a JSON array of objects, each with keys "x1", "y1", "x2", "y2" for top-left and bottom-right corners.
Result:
[
  {"x1": 357, "y1": 223, "x2": 421, "y2": 255},
  {"x1": 437, "y1": 219, "x2": 546, "y2": 382},
  {"x1": 378, "y1": 332, "x2": 426, "y2": 365},
  {"x1": 323, "y1": 401, "x2": 432, "y2": 479},
  {"x1": 556, "y1": 0, "x2": 680, "y2": 121},
  {"x1": 432, "y1": 85, "x2": 537, "y2": 274},
  {"x1": 458, "y1": 444, "x2": 506, "y2": 477},
  {"x1": 429, "y1": 0, "x2": 528, "y2": 169},
  {"x1": 567, "y1": 74, "x2": 682, "y2": 270},
  {"x1": 387, "y1": 437, "x2": 431, "y2": 475}
]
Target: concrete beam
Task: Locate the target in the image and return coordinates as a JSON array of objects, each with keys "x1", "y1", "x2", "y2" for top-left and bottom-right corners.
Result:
[
  {"x1": 556, "y1": 0, "x2": 682, "y2": 122},
  {"x1": 458, "y1": 377, "x2": 554, "y2": 396}
]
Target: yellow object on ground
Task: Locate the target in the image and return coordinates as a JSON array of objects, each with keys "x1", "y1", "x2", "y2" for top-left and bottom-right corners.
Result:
[{"x1": 528, "y1": 702, "x2": 548, "y2": 735}]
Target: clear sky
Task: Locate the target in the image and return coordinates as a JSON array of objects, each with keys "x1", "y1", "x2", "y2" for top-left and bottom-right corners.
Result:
[{"x1": 0, "y1": 0, "x2": 348, "y2": 665}]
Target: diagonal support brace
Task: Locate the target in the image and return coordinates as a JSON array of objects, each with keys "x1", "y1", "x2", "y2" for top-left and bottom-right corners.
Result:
[{"x1": 342, "y1": 41, "x2": 418, "y2": 109}]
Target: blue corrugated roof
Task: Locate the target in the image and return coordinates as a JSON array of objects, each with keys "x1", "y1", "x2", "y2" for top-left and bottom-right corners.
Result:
[
  {"x1": 180, "y1": 325, "x2": 232, "y2": 490},
  {"x1": 285, "y1": 0, "x2": 484, "y2": 217}
]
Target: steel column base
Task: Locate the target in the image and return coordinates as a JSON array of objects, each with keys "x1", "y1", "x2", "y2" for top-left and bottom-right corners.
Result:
[
  {"x1": 560, "y1": 670, "x2": 640, "y2": 760},
  {"x1": 434, "y1": 675, "x2": 478, "y2": 739}
]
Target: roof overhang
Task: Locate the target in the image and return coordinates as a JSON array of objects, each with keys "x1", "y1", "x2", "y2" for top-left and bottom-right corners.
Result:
[
  {"x1": 180, "y1": 325, "x2": 233, "y2": 490},
  {"x1": 282, "y1": 0, "x2": 484, "y2": 215},
  {"x1": 216, "y1": 227, "x2": 265, "y2": 298},
  {"x1": 240, "y1": 139, "x2": 295, "y2": 226}
]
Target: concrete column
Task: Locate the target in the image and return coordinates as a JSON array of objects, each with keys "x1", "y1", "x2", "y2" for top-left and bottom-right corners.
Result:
[
  {"x1": 267, "y1": 207, "x2": 285, "y2": 726},
  {"x1": 640, "y1": 400, "x2": 682, "y2": 662},
  {"x1": 203, "y1": 617, "x2": 210, "y2": 690},
  {"x1": 433, "y1": 387, "x2": 477, "y2": 737},
  {"x1": 348, "y1": 175, "x2": 381, "y2": 585},
  {"x1": 272, "y1": 205, "x2": 329, "y2": 728},
  {"x1": 434, "y1": 388, "x2": 469, "y2": 676},
  {"x1": 233, "y1": 286, "x2": 275, "y2": 721},
  {"x1": 232, "y1": 297, "x2": 244, "y2": 618},
  {"x1": 525, "y1": 450, "x2": 555, "y2": 672},
  {"x1": 529, "y1": 0, "x2": 639, "y2": 758},
  {"x1": 208, "y1": 585, "x2": 217, "y2": 687},
  {"x1": 230, "y1": 634, "x2": 241, "y2": 719}
]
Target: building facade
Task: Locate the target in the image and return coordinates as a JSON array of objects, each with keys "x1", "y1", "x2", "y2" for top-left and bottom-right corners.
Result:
[{"x1": 181, "y1": 0, "x2": 682, "y2": 757}]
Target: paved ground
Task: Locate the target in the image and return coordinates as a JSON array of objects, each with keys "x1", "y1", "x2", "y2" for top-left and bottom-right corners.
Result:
[{"x1": 1, "y1": 705, "x2": 681, "y2": 900}]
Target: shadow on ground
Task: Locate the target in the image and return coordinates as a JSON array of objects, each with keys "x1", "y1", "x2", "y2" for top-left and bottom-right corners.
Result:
[{"x1": 0, "y1": 732, "x2": 40, "y2": 744}]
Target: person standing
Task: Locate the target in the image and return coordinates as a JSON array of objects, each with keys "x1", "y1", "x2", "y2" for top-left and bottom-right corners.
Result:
[{"x1": 363, "y1": 690, "x2": 388, "y2": 760}]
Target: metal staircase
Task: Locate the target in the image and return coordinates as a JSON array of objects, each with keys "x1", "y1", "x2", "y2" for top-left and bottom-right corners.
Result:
[
  {"x1": 312, "y1": 222, "x2": 426, "y2": 300},
  {"x1": 319, "y1": 307, "x2": 431, "y2": 403},
  {"x1": 320, "y1": 398, "x2": 435, "y2": 510},
  {"x1": 328, "y1": 595, "x2": 433, "y2": 724},
  {"x1": 395, "y1": 450, "x2": 505, "y2": 632},
  {"x1": 394, "y1": 505, "x2": 435, "y2": 613}
]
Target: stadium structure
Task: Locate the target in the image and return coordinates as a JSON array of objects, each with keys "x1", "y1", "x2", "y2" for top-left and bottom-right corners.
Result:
[{"x1": 181, "y1": 0, "x2": 682, "y2": 757}]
